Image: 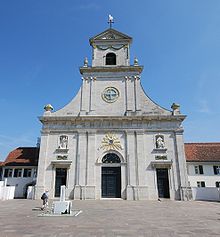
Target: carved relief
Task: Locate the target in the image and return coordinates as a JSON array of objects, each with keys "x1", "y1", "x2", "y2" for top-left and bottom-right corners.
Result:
[
  {"x1": 155, "y1": 155, "x2": 167, "y2": 160},
  {"x1": 57, "y1": 155, "x2": 68, "y2": 160},
  {"x1": 155, "y1": 135, "x2": 165, "y2": 149},
  {"x1": 96, "y1": 44, "x2": 125, "y2": 50},
  {"x1": 100, "y1": 133, "x2": 122, "y2": 151},
  {"x1": 58, "y1": 135, "x2": 68, "y2": 149},
  {"x1": 101, "y1": 33, "x2": 118, "y2": 39}
]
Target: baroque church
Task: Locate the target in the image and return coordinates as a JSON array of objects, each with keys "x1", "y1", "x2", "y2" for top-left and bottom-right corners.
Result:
[{"x1": 35, "y1": 23, "x2": 188, "y2": 200}]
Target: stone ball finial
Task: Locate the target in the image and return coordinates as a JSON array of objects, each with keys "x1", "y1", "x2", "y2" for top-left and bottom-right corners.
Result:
[
  {"x1": 83, "y1": 57, "x2": 88, "y2": 67},
  {"x1": 134, "y1": 57, "x2": 139, "y2": 66},
  {"x1": 44, "y1": 104, "x2": 53, "y2": 112},
  {"x1": 171, "y1": 103, "x2": 180, "y2": 115}
]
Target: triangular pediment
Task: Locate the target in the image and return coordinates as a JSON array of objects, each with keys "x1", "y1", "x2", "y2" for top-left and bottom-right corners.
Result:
[{"x1": 90, "y1": 28, "x2": 132, "y2": 44}]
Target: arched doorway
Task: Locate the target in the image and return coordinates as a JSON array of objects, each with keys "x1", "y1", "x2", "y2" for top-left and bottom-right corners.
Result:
[{"x1": 101, "y1": 153, "x2": 121, "y2": 198}]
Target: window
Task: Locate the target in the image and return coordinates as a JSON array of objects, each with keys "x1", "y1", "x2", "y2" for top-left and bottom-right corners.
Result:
[
  {"x1": 23, "y1": 169, "x2": 32, "y2": 177},
  {"x1": 215, "y1": 182, "x2": 220, "y2": 188},
  {"x1": 197, "y1": 181, "x2": 205, "y2": 187},
  {"x1": 213, "y1": 166, "x2": 220, "y2": 175},
  {"x1": 194, "y1": 165, "x2": 203, "y2": 174},
  {"x1": 4, "y1": 168, "x2": 13, "y2": 177},
  {"x1": 102, "y1": 153, "x2": 121, "y2": 163},
  {"x1": 14, "y1": 169, "x2": 22, "y2": 177},
  {"x1": 106, "y1": 53, "x2": 116, "y2": 65}
]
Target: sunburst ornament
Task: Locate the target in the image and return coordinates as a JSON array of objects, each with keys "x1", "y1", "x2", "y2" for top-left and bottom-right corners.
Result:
[{"x1": 100, "y1": 133, "x2": 122, "y2": 151}]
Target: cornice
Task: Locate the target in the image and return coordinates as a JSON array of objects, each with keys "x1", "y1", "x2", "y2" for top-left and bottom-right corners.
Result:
[
  {"x1": 39, "y1": 114, "x2": 186, "y2": 123},
  {"x1": 79, "y1": 66, "x2": 143, "y2": 74}
]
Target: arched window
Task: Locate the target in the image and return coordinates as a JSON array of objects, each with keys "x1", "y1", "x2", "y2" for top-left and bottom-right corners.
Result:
[
  {"x1": 106, "y1": 53, "x2": 116, "y2": 65},
  {"x1": 102, "y1": 153, "x2": 121, "y2": 163}
]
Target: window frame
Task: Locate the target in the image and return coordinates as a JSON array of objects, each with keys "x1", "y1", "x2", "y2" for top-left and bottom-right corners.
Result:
[
  {"x1": 23, "y1": 168, "x2": 32, "y2": 178},
  {"x1": 194, "y1": 165, "x2": 204, "y2": 175},
  {"x1": 215, "y1": 181, "x2": 220, "y2": 188},
  {"x1": 14, "y1": 168, "x2": 22, "y2": 178},
  {"x1": 4, "y1": 168, "x2": 13, "y2": 178},
  {"x1": 197, "y1": 181, "x2": 205, "y2": 187},
  {"x1": 213, "y1": 166, "x2": 220, "y2": 175}
]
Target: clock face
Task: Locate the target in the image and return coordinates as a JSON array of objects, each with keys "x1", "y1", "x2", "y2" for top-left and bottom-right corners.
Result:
[{"x1": 102, "y1": 87, "x2": 119, "y2": 103}]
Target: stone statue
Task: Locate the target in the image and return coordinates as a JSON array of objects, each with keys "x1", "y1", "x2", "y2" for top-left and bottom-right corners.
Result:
[
  {"x1": 156, "y1": 136, "x2": 165, "y2": 149},
  {"x1": 59, "y1": 135, "x2": 68, "y2": 149},
  {"x1": 83, "y1": 57, "x2": 88, "y2": 67}
]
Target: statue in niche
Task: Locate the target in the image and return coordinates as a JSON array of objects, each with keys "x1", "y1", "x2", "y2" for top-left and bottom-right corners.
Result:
[
  {"x1": 156, "y1": 136, "x2": 165, "y2": 149},
  {"x1": 59, "y1": 135, "x2": 68, "y2": 149}
]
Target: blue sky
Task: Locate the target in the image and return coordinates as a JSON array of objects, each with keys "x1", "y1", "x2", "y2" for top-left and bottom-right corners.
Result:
[{"x1": 0, "y1": 0, "x2": 220, "y2": 160}]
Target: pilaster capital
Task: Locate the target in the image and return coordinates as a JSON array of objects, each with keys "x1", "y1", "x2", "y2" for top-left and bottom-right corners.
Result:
[
  {"x1": 174, "y1": 128, "x2": 184, "y2": 135},
  {"x1": 77, "y1": 130, "x2": 87, "y2": 135},
  {"x1": 125, "y1": 130, "x2": 135, "y2": 135},
  {"x1": 135, "y1": 130, "x2": 144, "y2": 135}
]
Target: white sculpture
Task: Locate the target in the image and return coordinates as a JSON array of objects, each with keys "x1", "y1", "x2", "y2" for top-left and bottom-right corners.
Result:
[
  {"x1": 59, "y1": 135, "x2": 68, "y2": 149},
  {"x1": 53, "y1": 185, "x2": 72, "y2": 215},
  {"x1": 108, "y1": 14, "x2": 114, "y2": 28},
  {"x1": 156, "y1": 136, "x2": 165, "y2": 149},
  {"x1": 60, "y1": 185, "x2": 66, "y2": 202},
  {"x1": 109, "y1": 14, "x2": 114, "y2": 22}
]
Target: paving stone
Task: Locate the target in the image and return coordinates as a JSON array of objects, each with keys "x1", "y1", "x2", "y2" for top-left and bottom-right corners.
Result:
[{"x1": 0, "y1": 200, "x2": 220, "y2": 237}]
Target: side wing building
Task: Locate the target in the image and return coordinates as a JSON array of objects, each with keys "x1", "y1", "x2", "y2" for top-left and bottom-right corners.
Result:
[{"x1": 35, "y1": 27, "x2": 188, "y2": 200}]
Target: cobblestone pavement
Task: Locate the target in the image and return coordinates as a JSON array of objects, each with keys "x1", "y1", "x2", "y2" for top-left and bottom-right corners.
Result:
[{"x1": 0, "y1": 199, "x2": 220, "y2": 237}]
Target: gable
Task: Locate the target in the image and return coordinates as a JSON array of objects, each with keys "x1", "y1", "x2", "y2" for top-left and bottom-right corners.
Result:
[{"x1": 90, "y1": 28, "x2": 132, "y2": 45}]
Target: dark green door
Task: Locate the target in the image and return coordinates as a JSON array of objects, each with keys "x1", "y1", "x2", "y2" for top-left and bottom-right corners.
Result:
[
  {"x1": 102, "y1": 167, "x2": 121, "y2": 198},
  {"x1": 55, "y1": 168, "x2": 67, "y2": 197},
  {"x1": 156, "y1": 168, "x2": 170, "y2": 198}
]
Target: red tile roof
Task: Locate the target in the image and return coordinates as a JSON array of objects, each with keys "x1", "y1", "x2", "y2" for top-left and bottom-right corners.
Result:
[
  {"x1": 185, "y1": 143, "x2": 220, "y2": 162},
  {"x1": 1, "y1": 147, "x2": 39, "y2": 167}
]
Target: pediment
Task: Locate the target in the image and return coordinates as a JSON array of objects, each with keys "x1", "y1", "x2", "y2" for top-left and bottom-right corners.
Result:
[{"x1": 90, "y1": 28, "x2": 132, "y2": 44}]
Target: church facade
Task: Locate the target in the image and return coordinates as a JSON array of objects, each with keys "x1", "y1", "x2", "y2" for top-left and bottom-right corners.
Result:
[{"x1": 35, "y1": 27, "x2": 188, "y2": 200}]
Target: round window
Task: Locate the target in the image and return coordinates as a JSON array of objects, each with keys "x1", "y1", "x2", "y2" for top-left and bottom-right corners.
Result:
[{"x1": 102, "y1": 87, "x2": 119, "y2": 103}]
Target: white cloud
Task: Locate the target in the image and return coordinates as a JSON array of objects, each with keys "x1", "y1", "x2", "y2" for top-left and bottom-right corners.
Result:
[{"x1": 197, "y1": 99, "x2": 211, "y2": 114}]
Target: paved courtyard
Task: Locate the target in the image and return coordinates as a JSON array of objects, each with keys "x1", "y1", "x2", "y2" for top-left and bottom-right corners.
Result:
[{"x1": 0, "y1": 199, "x2": 219, "y2": 237}]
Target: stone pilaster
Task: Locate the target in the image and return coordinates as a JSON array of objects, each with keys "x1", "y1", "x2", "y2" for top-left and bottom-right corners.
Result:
[
  {"x1": 125, "y1": 77, "x2": 135, "y2": 112},
  {"x1": 126, "y1": 131, "x2": 137, "y2": 200},
  {"x1": 174, "y1": 129, "x2": 189, "y2": 200},
  {"x1": 74, "y1": 131, "x2": 87, "y2": 199},
  {"x1": 35, "y1": 132, "x2": 49, "y2": 199},
  {"x1": 80, "y1": 77, "x2": 90, "y2": 113},
  {"x1": 66, "y1": 133, "x2": 77, "y2": 199},
  {"x1": 134, "y1": 75, "x2": 141, "y2": 112},
  {"x1": 89, "y1": 77, "x2": 96, "y2": 112}
]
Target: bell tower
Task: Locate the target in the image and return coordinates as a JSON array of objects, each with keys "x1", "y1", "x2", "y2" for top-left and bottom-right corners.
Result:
[
  {"x1": 78, "y1": 18, "x2": 143, "y2": 116},
  {"x1": 89, "y1": 27, "x2": 132, "y2": 67}
]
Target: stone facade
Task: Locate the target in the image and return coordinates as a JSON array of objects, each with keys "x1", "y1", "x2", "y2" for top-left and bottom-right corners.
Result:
[{"x1": 35, "y1": 28, "x2": 188, "y2": 200}]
